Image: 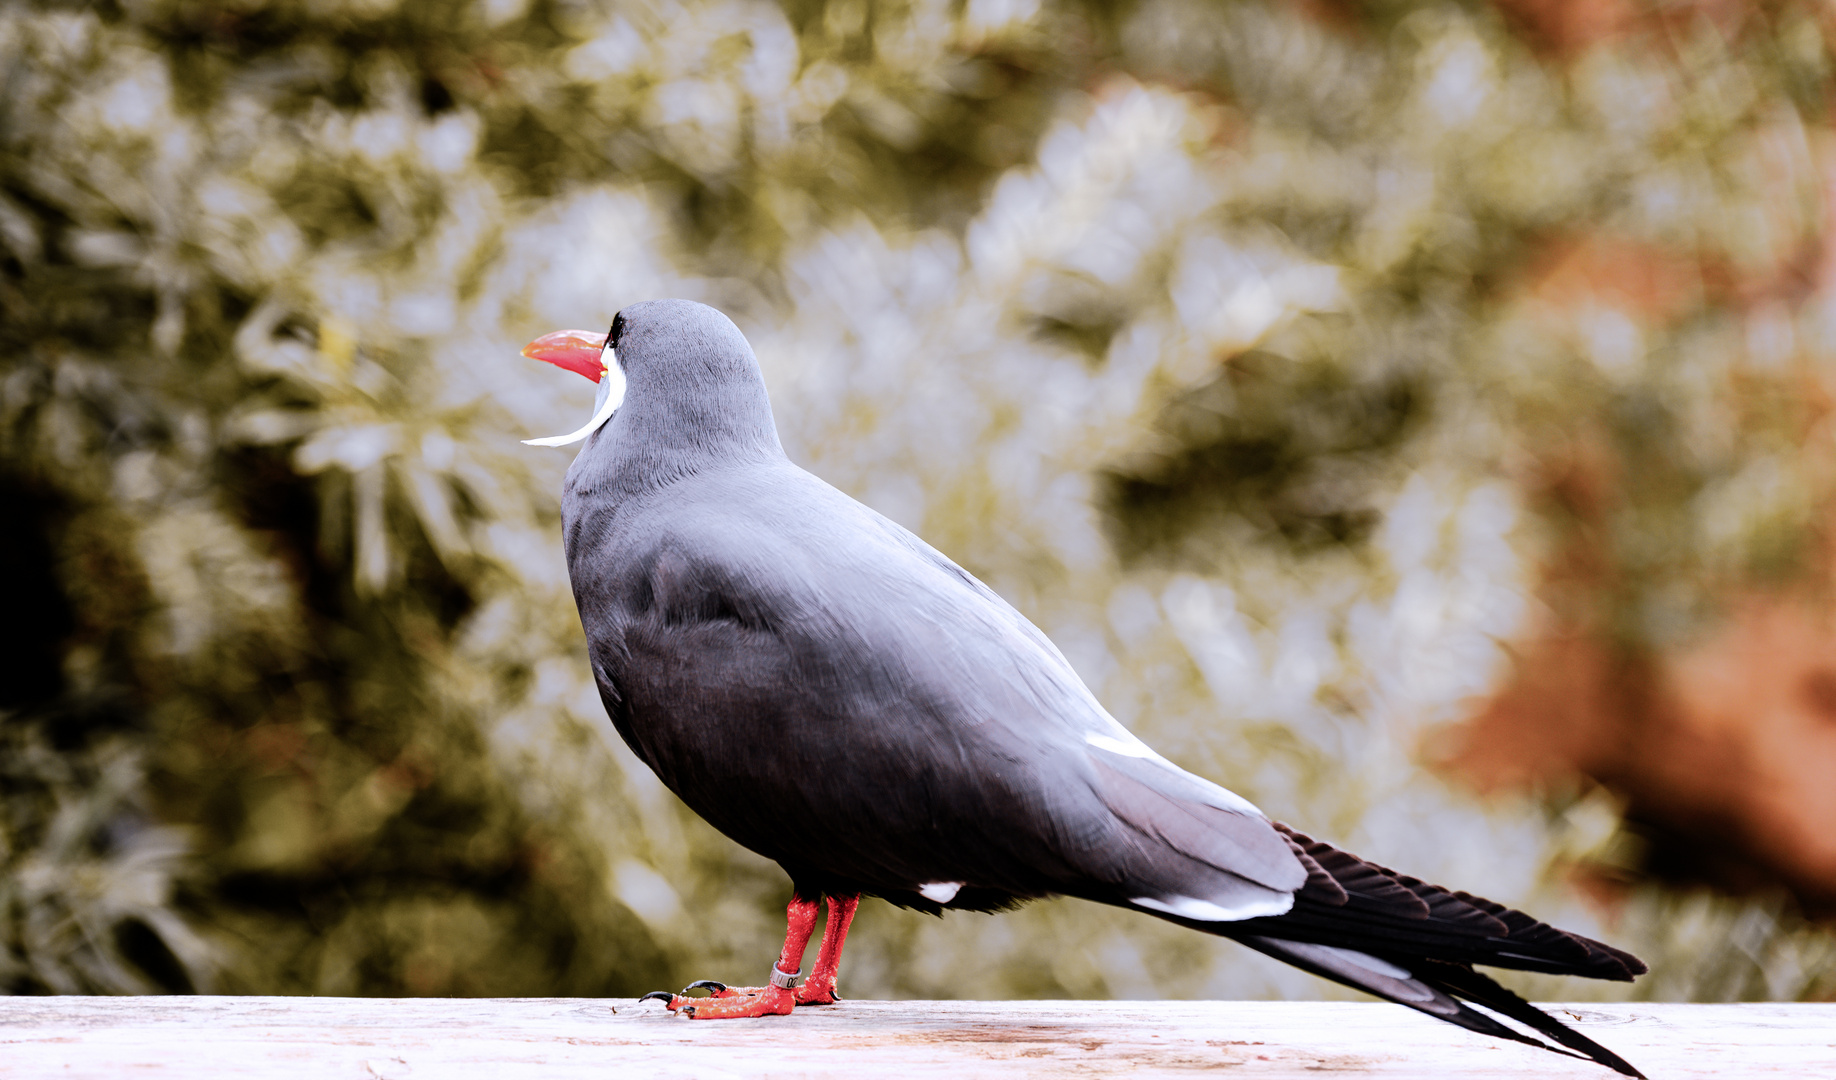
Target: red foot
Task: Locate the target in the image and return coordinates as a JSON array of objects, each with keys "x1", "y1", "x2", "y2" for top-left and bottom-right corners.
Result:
[
  {"x1": 640, "y1": 893, "x2": 860, "y2": 1019},
  {"x1": 794, "y1": 975, "x2": 840, "y2": 1005},
  {"x1": 796, "y1": 894, "x2": 857, "y2": 1005},
  {"x1": 665, "y1": 984, "x2": 795, "y2": 1019}
]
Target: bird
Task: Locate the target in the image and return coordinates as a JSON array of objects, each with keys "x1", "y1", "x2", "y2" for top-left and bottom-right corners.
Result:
[{"x1": 520, "y1": 298, "x2": 1647, "y2": 1076}]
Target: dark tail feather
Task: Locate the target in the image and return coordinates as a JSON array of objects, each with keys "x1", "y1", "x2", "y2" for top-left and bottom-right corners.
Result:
[
  {"x1": 1412, "y1": 959, "x2": 1647, "y2": 1079},
  {"x1": 1233, "y1": 936, "x2": 1555, "y2": 1049},
  {"x1": 1233, "y1": 935, "x2": 1645, "y2": 1078}
]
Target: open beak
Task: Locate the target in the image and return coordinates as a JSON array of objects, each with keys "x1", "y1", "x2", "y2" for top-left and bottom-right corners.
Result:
[
  {"x1": 522, "y1": 329, "x2": 609, "y2": 381},
  {"x1": 521, "y1": 327, "x2": 628, "y2": 447}
]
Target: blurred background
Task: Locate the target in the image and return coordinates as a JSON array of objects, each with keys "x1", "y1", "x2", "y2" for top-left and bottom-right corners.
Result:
[{"x1": 4, "y1": 0, "x2": 1835, "y2": 1005}]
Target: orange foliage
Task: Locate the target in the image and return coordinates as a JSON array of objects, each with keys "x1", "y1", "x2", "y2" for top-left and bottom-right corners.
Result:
[
  {"x1": 1521, "y1": 235, "x2": 1703, "y2": 323},
  {"x1": 1437, "y1": 182, "x2": 1836, "y2": 908},
  {"x1": 1490, "y1": 0, "x2": 1755, "y2": 59}
]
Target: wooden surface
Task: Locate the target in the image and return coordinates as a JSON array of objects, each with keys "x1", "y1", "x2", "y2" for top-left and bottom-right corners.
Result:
[{"x1": 2, "y1": 996, "x2": 1832, "y2": 1078}]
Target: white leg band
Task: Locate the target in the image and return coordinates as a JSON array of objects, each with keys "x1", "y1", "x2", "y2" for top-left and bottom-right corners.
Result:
[{"x1": 769, "y1": 964, "x2": 802, "y2": 989}]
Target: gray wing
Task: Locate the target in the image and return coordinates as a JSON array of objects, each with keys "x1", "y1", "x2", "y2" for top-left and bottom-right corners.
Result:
[{"x1": 565, "y1": 460, "x2": 1305, "y2": 915}]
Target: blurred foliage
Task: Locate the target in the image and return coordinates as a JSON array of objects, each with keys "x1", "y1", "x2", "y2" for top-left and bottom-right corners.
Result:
[
  {"x1": 0, "y1": 717, "x2": 208, "y2": 993},
  {"x1": 4, "y1": 0, "x2": 1836, "y2": 1003}
]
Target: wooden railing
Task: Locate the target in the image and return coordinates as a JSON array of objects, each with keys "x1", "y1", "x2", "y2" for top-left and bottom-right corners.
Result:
[{"x1": 4, "y1": 996, "x2": 1829, "y2": 1077}]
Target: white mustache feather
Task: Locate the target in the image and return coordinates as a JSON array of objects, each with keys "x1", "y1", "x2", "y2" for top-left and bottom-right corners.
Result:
[{"x1": 524, "y1": 359, "x2": 625, "y2": 447}]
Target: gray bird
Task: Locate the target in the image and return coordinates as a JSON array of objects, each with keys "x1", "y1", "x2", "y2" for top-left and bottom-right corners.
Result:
[{"x1": 521, "y1": 298, "x2": 1645, "y2": 1076}]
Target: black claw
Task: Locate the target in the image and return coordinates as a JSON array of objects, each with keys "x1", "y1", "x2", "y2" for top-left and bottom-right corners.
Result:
[
  {"x1": 683, "y1": 980, "x2": 727, "y2": 994},
  {"x1": 829, "y1": 990, "x2": 843, "y2": 1001},
  {"x1": 681, "y1": 1006, "x2": 697, "y2": 1018},
  {"x1": 639, "y1": 991, "x2": 674, "y2": 1005}
]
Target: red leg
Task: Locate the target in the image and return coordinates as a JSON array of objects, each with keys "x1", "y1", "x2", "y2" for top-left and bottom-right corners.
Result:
[
  {"x1": 795, "y1": 894, "x2": 858, "y2": 1005},
  {"x1": 652, "y1": 895, "x2": 819, "y2": 1019}
]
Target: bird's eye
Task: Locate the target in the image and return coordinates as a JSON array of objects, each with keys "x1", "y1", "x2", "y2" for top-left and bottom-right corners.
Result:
[{"x1": 607, "y1": 311, "x2": 625, "y2": 352}]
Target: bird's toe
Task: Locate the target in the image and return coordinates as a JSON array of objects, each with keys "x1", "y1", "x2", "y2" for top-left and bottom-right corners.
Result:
[
  {"x1": 793, "y1": 982, "x2": 841, "y2": 1005},
  {"x1": 674, "y1": 984, "x2": 796, "y2": 1018}
]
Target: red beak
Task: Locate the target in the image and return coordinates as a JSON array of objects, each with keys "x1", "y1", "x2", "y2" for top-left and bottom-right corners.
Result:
[{"x1": 522, "y1": 329, "x2": 609, "y2": 382}]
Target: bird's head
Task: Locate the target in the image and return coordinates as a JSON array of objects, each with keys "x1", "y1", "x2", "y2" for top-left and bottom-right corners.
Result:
[{"x1": 520, "y1": 300, "x2": 779, "y2": 457}]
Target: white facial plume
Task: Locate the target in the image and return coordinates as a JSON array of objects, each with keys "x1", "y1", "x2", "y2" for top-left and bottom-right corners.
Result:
[{"x1": 524, "y1": 349, "x2": 626, "y2": 447}]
